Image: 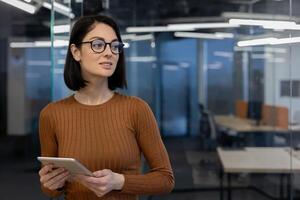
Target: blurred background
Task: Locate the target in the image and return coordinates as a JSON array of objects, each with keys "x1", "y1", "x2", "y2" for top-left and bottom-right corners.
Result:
[{"x1": 1, "y1": 0, "x2": 300, "y2": 199}]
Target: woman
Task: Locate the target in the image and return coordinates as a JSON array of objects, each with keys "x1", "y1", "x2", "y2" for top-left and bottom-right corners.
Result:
[{"x1": 38, "y1": 15, "x2": 174, "y2": 200}]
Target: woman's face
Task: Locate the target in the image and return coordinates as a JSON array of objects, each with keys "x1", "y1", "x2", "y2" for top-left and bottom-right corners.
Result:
[{"x1": 71, "y1": 23, "x2": 120, "y2": 81}]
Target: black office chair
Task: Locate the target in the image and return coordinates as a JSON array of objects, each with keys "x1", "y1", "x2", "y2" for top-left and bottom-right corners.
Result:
[{"x1": 199, "y1": 104, "x2": 218, "y2": 150}]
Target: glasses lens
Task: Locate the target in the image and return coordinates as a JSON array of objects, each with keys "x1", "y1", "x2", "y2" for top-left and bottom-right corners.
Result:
[
  {"x1": 111, "y1": 41, "x2": 124, "y2": 54},
  {"x1": 91, "y1": 39, "x2": 105, "y2": 52}
]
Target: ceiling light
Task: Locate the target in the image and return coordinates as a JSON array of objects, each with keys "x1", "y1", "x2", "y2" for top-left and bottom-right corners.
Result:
[
  {"x1": 123, "y1": 42, "x2": 130, "y2": 48},
  {"x1": 0, "y1": 0, "x2": 37, "y2": 14},
  {"x1": 42, "y1": 1, "x2": 75, "y2": 19},
  {"x1": 229, "y1": 18, "x2": 296, "y2": 30},
  {"x1": 222, "y1": 12, "x2": 293, "y2": 21},
  {"x1": 10, "y1": 40, "x2": 69, "y2": 48},
  {"x1": 168, "y1": 23, "x2": 239, "y2": 30},
  {"x1": 174, "y1": 32, "x2": 234, "y2": 40},
  {"x1": 53, "y1": 24, "x2": 71, "y2": 33},
  {"x1": 175, "y1": 32, "x2": 224, "y2": 40},
  {"x1": 237, "y1": 36, "x2": 300, "y2": 47},
  {"x1": 237, "y1": 38, "x2": 277, "y2": 47},
  {"x1": 270, "y1": 37, "x2": 300, "y2": 45},
  {"x1": 126, "y1": 26, "x2": 169, "y2": 33},
  {"x1": 121, "y1": 34, "x2": 137, "y2": 40},
  {"x1": 130, "y1": 34, "x2": 153, "y2": 41},
  {"x1": 215, "y1": 32, "x2": 234, "y2": 38},
  {"x1": 126, "y1": 23, "x2": 239, "y2": 33},
  {"x1": 10, "y1": 42, "x2": 35, "y2": 48}
]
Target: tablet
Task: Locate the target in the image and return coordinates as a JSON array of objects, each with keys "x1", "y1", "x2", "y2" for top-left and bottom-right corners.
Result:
[{"x1": 37, "y1": 157, "x2": 94, "y2": 176}]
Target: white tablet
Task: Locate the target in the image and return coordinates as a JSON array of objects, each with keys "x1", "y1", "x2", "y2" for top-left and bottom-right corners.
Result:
[{"x1": 37, "y1": 157, "x2": 94, "y2": 176}]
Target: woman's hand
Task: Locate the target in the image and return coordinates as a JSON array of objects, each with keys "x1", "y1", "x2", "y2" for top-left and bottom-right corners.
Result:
[
  {"x1": 75, "y1": 169, "x2": 125, "y2": 197},
  {"x1": 39, "y1": 164, "x2": 70, "y2": 191}
]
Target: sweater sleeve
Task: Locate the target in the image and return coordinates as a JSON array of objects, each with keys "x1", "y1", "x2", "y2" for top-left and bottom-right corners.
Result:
[
  {"x1": 39, "y1": 104, "x2": 63, "y2": 198},
  {"x1": 120, "y1": 98, "x2": 175, "y2": 195}
]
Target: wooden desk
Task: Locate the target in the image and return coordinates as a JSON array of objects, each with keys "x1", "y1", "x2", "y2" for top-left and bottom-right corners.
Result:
[
  {"x1": 217, "y1": 147, "x2": 300, "y2": 200},
  {"x1": 215, "y1": 115, "x2": 287, "y2": 133},
  {"x1": 218, "y1": 147, "x2": 300, "y2": 173}
]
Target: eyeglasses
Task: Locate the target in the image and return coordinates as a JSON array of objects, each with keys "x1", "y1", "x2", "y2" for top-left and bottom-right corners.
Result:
[{"x1": 78, "y1": 39, "x2": 124, "y2": 54}]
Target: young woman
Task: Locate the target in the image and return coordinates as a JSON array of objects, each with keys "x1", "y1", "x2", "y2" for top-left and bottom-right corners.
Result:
[{"x1": 38, "y1": 15, "x2": 174, "y2": 200}]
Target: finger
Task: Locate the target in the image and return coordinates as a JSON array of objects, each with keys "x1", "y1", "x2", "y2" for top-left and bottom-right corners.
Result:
[
  {"x1": 45, "y1": 170, "x2": 69, "y2": 190},
  {"x1": 50, "y1": 173, "x2": 70, "y2": 190},
  {"x1": 93, "y1": 170, "x2": 109, "y2": 177},
  {"x1": 41, "y1": 167, "x2": 65, "y2": 183},
  {"x1": 84, "y1": 176, "x2": 109, "y2": 187},
  {"x1": 39, "y1": 164, "x2": 54, "y2": 176},
  {"x1": 43, "y1": 168, "x2": 66, "y2": 186}
]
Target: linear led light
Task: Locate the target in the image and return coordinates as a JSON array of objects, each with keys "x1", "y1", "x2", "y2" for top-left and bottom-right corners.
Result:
[
  {"x1": 126, "y1": 26, "x2": 169, "y2": 33},
  {"x1": 10, "y1": 42, "x2": 35, "y2": 48},
  {"x1": 123, "y1": 42, "x2": 130, "y2": 48},
  {"x1": 126, "y1": 23, "x2": 239, "y2": 33},
  {"x1": 121, "y1": 34, "x2": 137, "y2": 40},
  {"x1": 229, "y1": 18, "x2": 297, "y2": 30},
  {"x1": 42, "y1": 2, "x2": 75, "y2": 19},
  {"x1": 121, "y1": 34, "x2": 154, "y2": 41},
  {"x1": 270, "y1": 37, "x2": 300, "y2": 45},
  {"x1": 175, "y1": 32, "x2": 223, "y2": 39},
  {"x1": 237, "y1": 38, "x2": 277, "y2": 47},
  {"x1": 222, "y1": 12, "x2": 293, "y2": 21},
  {"x1": 127, "y1": 56, "x2": 157, "y2": 62},
  {"x1": 215, "y1": 32, "x2": 234, "y2": 38},
  {"x1": 131, "y1": 34, "x2": 153, "y2": 41},
  {"x1": 53, "y1": 24, "x2": 71, "y2": 33},
  {"x1": 0, "y1": 0, "x2": 37, "y2": 14},
  {"x1": 168, "y1": 23, "x2": 239, "y2": 30},
  {"x1": 174, "y1": 32, "x2": 234, "y2": 40},
  {"x1": 10, "y1": 40, "x2": 69, "y2": 48},
  {"x1": 237, "y1": 36, "x2": 300, "y2": 47},
  {"x1": 35, "y1": 40, "x2": 69, "y2": 47}
]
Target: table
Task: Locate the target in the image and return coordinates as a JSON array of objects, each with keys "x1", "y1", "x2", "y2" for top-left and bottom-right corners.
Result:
[
  {"x1": 217, "y1": 147, "x2": 300, "y2": 200},
  {"x1": 215, "y1": 115, "x2": 287, "y2": 134}
]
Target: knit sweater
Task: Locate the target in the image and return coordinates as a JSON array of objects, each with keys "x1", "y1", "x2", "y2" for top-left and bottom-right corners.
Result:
[{"x1": 39, "y1": 92, "x2": 174, "y2": 200}]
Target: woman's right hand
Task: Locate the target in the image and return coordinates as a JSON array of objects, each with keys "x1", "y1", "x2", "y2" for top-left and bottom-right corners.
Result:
[{"x1": 39, "y1": 164, "x2": 70, "y2": 191}]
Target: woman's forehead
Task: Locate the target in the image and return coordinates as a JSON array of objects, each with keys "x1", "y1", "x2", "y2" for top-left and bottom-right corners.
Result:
[{"x1": 84, "y1": 23, "x2": 117, "y2": 40}]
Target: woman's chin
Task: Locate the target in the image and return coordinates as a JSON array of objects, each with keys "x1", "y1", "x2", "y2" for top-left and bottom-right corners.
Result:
[{"x1": 96, "y1": 71, "x2": 115, "y2": 78}]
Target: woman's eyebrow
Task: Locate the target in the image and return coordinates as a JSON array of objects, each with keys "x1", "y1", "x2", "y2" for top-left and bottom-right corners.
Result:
[
  {"x1": 87, "y1": 36, "x2": 118, "y2": 42},
  {"x1": 87, "y1": 36, "x2": 105, "y2": 41}
]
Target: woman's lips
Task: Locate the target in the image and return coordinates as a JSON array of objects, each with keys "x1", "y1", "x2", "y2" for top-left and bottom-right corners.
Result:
[{"x1": 99, "y1": 62, "x2": 113, "y2": 69}]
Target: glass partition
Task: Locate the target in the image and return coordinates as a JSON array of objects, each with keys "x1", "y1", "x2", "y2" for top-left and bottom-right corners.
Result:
[
  {"x1": 51, "y1": 0, "x2": 81, "y2": 100},
  {"x1": 2, "y1": 0, "x2": 300, "y2": 199},
  {"x1": 49, "y1": 0, "x2": 298, "y2": 199}
]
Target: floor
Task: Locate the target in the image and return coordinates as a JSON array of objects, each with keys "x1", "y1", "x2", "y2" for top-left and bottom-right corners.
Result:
[{"x1": 0, "y1": 136, "x2": 297, "y2": 200}]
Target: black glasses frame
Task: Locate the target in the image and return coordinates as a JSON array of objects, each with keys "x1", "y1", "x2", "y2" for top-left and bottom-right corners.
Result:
[{"x1": 78, "y1": 39, "x2": 124, "y2": 54}]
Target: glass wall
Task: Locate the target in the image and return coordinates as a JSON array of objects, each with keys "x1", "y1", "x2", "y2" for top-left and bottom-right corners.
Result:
[
  {"x1": 2, "y1": 0, "x2": 300, "y2": 199},
  {"x1": 50, "y1": 0, "x2": 300, "y2": 199}
]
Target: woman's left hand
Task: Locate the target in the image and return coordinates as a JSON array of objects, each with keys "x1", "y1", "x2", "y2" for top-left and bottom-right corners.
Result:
[{"x1": 75, "y1": 169, "x2": 125, "y2": 197}]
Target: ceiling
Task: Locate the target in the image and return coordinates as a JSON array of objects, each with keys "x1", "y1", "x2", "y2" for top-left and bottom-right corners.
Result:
[{"x1": 0, "y1": 0, "x2": 298, "y2": 38}]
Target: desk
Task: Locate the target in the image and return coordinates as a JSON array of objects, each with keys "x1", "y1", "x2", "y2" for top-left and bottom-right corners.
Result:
[
  {"x1": 217, "y1": 147, "x2": 300, "y2": 200},
  {"x1": 215, "y1": 115, "x2": 287, "y2": 133}
]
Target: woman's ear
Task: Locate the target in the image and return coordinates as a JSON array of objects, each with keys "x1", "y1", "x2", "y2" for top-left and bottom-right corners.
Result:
[{"x1": 70, "y1": 44, "x2": 81, "y2": 62}]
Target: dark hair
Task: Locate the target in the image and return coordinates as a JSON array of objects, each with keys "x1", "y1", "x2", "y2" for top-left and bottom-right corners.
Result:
[{"x1": 64, "y1": 15, "x2": 127, "y2": 91}]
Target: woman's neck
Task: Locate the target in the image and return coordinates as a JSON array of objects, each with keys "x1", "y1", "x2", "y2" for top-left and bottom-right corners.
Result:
[{"x1": 74, "y1": 80, "x2": 114, "y2": 105}]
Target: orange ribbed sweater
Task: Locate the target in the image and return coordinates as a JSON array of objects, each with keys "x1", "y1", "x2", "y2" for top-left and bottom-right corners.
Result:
[{"x1": 39, "y1": 92, "x2": 174, "y2": 200}]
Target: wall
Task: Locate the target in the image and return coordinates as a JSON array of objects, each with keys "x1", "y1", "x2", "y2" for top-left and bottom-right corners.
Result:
[{"x1": 264, "y1": 46, "x2": 300, "y2": 124}]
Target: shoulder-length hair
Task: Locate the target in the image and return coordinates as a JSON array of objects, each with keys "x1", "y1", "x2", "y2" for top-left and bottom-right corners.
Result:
[{"x1": 64, "y1": 15, "x2": 127, "y2": 91}]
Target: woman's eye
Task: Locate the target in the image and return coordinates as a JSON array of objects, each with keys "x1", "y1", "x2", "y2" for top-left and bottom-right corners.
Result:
[
  {"x1": 93, "y1": 43, "x2": 104, "y2": 49},
  {"x1": 112, "y1": 43, "x2": 121, "y2": 49}
]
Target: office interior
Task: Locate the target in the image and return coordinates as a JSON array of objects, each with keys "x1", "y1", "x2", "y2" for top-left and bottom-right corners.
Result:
[{"x1": 2, "y1": 0, "x2": 300, "y2": 199}]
